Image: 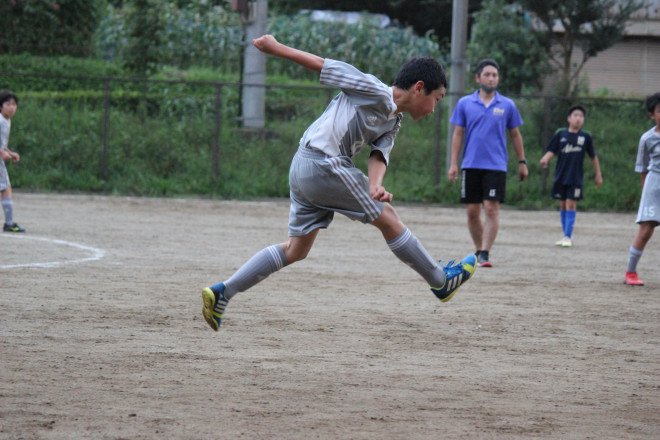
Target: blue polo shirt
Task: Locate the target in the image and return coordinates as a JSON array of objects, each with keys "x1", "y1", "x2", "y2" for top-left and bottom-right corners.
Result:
[{"x1": 450, "y1": 90, "x2": 523, "y2": 172}]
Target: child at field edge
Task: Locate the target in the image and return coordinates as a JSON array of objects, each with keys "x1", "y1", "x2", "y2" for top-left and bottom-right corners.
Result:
[
  {"x1": 0, "y1": 90, "x2": 25, "y2": 233},
  {"x1": 540, "y1": 104, "x2": 602, "y2": 247},
  {"x1": 624, "y1": 92, "x2": 660, "y2": 286},
  {"x1": 200, "y1": 34, "x2": 476, "y2": 332}
]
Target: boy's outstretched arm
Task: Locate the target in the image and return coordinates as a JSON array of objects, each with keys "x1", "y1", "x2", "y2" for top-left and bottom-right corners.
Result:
[{"x1": 253, "y1": 35, "x2": 324, "y2": 73}]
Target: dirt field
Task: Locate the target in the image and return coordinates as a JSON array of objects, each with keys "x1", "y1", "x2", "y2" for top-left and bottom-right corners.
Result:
[{"x1": 1, "y1": 193, "x2": 658, "y2": 440}]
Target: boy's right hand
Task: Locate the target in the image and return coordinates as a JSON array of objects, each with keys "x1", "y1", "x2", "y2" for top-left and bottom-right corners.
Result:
[{"x1": 539, "y1": 157, "x2": 548, "y2": 168}]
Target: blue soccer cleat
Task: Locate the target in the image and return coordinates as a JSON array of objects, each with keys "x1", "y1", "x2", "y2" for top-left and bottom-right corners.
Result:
[
  {"x1": 202, "y1": 283, "x2": 229, "y2": 331},
  {"x1": 430, "y1": 253, "x2": 477, "y2": 302}
]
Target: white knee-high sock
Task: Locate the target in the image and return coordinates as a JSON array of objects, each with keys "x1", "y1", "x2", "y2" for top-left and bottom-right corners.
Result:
[
  {"x1": 627, "y1": 246, "x2": 643, "y2": 273},
  {"x1": 387, "y1": 228, "x2": 446, "y2": 288},
  {"x1": 2, "y1": 198, "x2": 13, "y2": 225},
  {"x1": 222, "y1": 245, "x2": 289, "y2": 299}
]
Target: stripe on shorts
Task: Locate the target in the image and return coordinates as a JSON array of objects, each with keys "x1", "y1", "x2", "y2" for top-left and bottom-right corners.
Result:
[{"x1": 326, "y1": 156, "x2": 380, "y2": 220}]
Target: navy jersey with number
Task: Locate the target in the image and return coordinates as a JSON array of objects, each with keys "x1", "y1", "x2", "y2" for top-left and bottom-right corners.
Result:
[{"x1": 546, "y1": 128, "x2": 596, "y2": 186}]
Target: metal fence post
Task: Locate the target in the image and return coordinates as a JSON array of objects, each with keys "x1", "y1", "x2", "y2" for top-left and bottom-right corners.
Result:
[
  {"x1": 433, "y1": 103, "x2": 443, "y2": 185},
  {"x1": 101, "y1": 78, "x2": 110, "y2": 181},
  {"x1": 213, "y1": 83, "x2": 223, "y2": 182},
  {"x1": 541, "y1": 96, "x2": 551, "y2": 194}
]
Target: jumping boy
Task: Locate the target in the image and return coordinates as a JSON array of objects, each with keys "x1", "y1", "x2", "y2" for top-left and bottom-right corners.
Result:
[
  {"x1": 0, "y1": 90, "x2": 25, "y2": 233},
  {"x1": 540, "y1": 104, "x2": 602, "y2": 247},
  {"x1": 624, "y1": 92, "x2": 660, "y2": 286},
  {"x1": 201, "y1": 34, "x2": 476, "y2": 331}
]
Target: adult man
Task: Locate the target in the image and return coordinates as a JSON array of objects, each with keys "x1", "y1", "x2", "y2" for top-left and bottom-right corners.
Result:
[{"x1": 448, "y1": 59, "x2": 528, "y2": 267}]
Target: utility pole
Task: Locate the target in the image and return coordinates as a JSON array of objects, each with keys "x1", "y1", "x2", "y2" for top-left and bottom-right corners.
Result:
[
  {"x1": 239, "y1": 0, "x2": 267, "y2": 129},
  {"x1": 446, "y1": 0, "x2": 468, "y2": 174}
]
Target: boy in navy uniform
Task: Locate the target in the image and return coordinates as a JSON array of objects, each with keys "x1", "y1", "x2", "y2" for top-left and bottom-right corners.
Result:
[
  {"x1": 201, "y1": 35, "x2": 476, "y2": 332},
  {"x1": 540, "y1": 105, "x2": 602, "y2": 247}
]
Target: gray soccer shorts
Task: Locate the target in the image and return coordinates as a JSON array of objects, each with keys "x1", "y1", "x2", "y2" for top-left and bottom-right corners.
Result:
[
  {"x1": 287, "y1": 146, "x2": 385, "y2": 237},
  {"x1": 0, "y1": 159, "x2": 9, "y2": 191},
  {"x1": 636, "y1": 170, "x2": 660, "y2": 224}
]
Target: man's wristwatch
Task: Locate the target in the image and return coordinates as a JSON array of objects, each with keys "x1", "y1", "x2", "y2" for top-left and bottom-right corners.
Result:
[{"x1": 518, "y1": 159, "x2": 527, "y2": 165}]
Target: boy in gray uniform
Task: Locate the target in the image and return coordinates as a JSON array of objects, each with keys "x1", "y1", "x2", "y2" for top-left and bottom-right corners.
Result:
[
  {"x1": 624, "y1": 92, "x2": 660, "y2": 286},
  {"x1": 0, "y1": 90, "x2": 25, "y2": 233},
  {"x1": 202, "y1": 35, "x2": 476, "y2": 331}
]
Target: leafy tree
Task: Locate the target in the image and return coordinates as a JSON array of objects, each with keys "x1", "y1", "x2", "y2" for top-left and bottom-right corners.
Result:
[
  {"x1": 123, "y1": 0, "x2": 166, "y2": 76},
  {"x1": 269, "y1": 0, "x2": 485, "y2": 45},
  {"x1": 467, "y1": 0, "x2": 547, "y2": 94},
  {"x1": 519, "y1": 0, "x2": 647, "y2": 96},
  {"x1": 0, "y1": 0, "x2": 105, "y2": 56}
]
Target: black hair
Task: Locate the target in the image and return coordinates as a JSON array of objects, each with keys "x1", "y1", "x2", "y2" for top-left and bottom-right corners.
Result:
[
  {"x1": 475, "y1": 58, "x2": 500, "y2": 76},
  {"x1": 645, "y1": 92, "x2": 660, "y2": 114},
  {"x1": 392, "y1": 57, "x2": 447, "y2": 94},
  {"x1": 567, "y1": 104, "x2": 586, "y2": 116},
  {"x1": 0, "y1": 90, "x2": 18, "y2": 108}
]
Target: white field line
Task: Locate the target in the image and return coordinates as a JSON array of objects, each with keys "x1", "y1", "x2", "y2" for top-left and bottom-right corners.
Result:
[{"x1": 0, "y1": 235, "x2": 106, "y2": 269}]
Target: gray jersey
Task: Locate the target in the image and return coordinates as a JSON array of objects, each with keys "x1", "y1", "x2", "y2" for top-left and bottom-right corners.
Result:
[
  {"x1": 300, "y1": 59, "x2": 402, "y2": 165},
  {"x1": 0, "y1": 114, "x2": 10, "y2": 151},
  {"x1": 0, "y1": 114, "x2": 10, "y2": 191},
  {"x1": 635, "y1": 126, "x2": 660, "y2": 174}
]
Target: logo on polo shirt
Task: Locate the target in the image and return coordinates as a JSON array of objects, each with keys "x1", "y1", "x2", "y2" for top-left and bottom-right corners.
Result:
[{"x1": 493, "y1": 108, "x2": 505, "y2": 116}]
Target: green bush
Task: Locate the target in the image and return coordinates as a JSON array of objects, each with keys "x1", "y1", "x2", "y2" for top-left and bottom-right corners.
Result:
[
  {"x1": 0, "y1": 54, "x2": 127, "y2": 91},
  {"x1": 92, "y1": 6, "x2": 446, "y2": 80},
  {"x1": 2, "y1": 70, "x2": 650, "y2": 212}
]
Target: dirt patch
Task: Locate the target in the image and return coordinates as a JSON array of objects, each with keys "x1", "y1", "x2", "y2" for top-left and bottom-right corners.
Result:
[{"x1": 1, "y1": 193, "x2": 658, "y2": 439}]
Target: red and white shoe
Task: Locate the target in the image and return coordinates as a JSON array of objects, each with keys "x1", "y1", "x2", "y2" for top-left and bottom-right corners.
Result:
[{"x1": 624, "y1": 271, "x2": 644, "y2": 286}]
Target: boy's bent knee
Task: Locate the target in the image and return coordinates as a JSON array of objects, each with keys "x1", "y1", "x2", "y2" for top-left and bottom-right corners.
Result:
[{"x1": 371, "y1": 204, "x2": 405, "y2": 240}]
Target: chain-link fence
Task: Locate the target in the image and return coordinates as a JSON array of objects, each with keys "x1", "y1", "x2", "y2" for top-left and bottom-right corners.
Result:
[{"x1": 1, "y1": 72, "x2": 651, "y2": 209}]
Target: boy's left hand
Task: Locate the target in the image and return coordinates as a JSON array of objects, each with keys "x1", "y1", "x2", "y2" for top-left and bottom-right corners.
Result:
[{"x1": 595, "y1": 174, "x2": 603, "y2": 188}]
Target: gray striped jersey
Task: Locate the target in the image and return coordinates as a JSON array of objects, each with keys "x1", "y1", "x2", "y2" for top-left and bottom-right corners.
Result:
[
  {"x1": 635, "y1": 126, "x2": 660, "y2": 174},
  {"x1": 299, "y1": 59, "x2": 402, "y2": 165},
  {"x1": 0, "y1": 114, "x2": 10, "y2": 151}
]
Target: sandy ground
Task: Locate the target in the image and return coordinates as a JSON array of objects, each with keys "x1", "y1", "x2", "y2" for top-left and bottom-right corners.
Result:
[{"x1": 0, "y1": 192, "x2": 658, "y2": 440}]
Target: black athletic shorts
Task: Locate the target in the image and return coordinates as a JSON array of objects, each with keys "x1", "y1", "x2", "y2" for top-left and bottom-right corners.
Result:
[
  {"x1": 551, "y1": 181, "x2": 584, "y2": 201},
  {"x1": 460, "y1": 168, "x2": 507, "y2": 204}
]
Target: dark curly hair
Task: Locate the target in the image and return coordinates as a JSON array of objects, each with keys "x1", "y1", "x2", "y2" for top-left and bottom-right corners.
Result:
[{"x1": 392, "y1": 57, "x2": 447, "y2": 95}]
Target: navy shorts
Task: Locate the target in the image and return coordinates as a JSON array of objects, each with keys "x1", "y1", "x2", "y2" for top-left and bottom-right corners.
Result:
[
  {"x1": 551, "y1": 182, "x2": 584, "y2": 201},
  {"x1": 460, "y1": 169, "x2": 507, "y2": 204}
]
